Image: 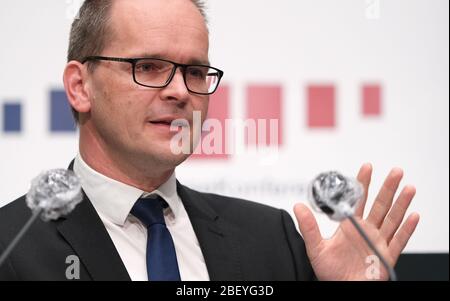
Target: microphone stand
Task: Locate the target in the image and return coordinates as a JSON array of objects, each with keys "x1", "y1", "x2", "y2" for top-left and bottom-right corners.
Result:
[
  {"x1": 347, "y1": 215, "x2": 397, "y2": 281},
  {"x1": 0, "y1": 209, "x2": 42, "y2": 268},
  {"x1": 0, "y1": 169, "x2": 82, "y2": 271}
]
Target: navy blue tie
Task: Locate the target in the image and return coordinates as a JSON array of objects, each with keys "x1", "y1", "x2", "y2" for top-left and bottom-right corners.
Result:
[{"x1": 131, "y1": 196, "x2": 181, "y2": 281}]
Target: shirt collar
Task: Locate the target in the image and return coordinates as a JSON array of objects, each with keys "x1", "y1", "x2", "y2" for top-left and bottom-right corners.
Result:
[
  {"x1": 73, "y1": 154, "x2": 180, "y2": 226},
  {"x1": 141, "y1": 172, "x2": 180, "y2": 219}
]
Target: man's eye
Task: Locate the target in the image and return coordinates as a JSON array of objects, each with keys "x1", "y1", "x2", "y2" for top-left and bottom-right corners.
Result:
[
  {"x1": 188, "y1": 68, "x2": 206, "y2": 79},
  {"x1": 136, "y1": 63, "x2": 157, "y2": 72}
]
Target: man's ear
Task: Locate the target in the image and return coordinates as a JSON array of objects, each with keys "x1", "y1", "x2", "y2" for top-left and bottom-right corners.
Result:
[{"x1": 63, "y1": 61, "x2": 92, "y2": 115}]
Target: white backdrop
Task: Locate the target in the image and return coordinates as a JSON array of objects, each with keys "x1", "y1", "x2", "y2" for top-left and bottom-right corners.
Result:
[{"x1": 0, "y1": 0, "x2": 448, "y2": 253}]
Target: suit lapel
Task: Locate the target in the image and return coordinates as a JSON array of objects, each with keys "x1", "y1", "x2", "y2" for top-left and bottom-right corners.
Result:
[
  {"x1": 57, "y1": 160, "x2": 130, "y2": 280},
  {"x1": 177, "y1": 183, "x2": 243, "y2": 281},
  {"x1": 56, "y1": 192, "x2": 131, "y2": 281}
]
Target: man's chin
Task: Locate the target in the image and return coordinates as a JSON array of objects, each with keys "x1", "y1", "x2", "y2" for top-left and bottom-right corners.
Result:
[{"x1": 147, "y1": 148, "x2": 191, "y2": 168}]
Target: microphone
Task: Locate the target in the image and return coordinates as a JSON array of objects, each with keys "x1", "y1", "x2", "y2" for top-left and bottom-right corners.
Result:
[
  {"x1": 308, "y1": 171, "x2": 398, "y2": 281},
  {"x1": 0, "y1": 169, "x2": 83, "y2": 268}
]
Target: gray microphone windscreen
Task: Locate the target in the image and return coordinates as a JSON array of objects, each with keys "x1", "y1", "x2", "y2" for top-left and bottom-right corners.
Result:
[
  {"x1": 308, "y1": 171, "x2": 363, "y2": 221},
  {"x1": 26, "y1": 169, "x2": 83, "y2": 221}
]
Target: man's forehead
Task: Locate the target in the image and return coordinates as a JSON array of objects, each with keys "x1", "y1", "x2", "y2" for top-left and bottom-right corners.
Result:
[
  {"x1": 110, "y1": 0, "x2": 208, "y2": 35},
  {"x1": 107, "y1": 0, "x2": 209, "y2": 61}
]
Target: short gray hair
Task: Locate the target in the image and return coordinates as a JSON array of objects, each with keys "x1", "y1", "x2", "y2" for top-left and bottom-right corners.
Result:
[{"x1": 67, "y1": 0, "x2": 208, "y2": 122}]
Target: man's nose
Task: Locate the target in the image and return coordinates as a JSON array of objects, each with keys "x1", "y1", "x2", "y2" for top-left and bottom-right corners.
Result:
[{"x1": 160, "y1": 67, "x2": 190, "y2": 103}]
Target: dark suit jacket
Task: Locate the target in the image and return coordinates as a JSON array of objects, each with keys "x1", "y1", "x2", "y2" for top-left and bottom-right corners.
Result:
[{"x1": 0, "y1": 167, "x2": 314, "y2": 281}]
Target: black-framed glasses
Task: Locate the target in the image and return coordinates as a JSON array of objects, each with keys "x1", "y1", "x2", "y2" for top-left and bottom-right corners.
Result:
[{"x1": 81, "y1": 56, "x2": 224, "y2": 95}]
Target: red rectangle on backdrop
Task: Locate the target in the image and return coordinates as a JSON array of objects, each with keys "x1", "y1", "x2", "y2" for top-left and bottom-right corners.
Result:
[
  {"x1": 246, "y1": 85, "x2": 283, "y2": 146},
  {"x1": 307, "y1": 85, "x2": 335, "y2": 128},
  {"x1": 190, "y1": 85, "x2": 229, "y2": 160},
  {"x1": 362, "y1": 84, "x2": 382, "y2": 116}
]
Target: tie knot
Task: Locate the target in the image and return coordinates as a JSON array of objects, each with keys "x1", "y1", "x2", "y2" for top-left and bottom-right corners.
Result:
[{"x1": 131, "y1": 196, "x2": 167, "y2": 228}]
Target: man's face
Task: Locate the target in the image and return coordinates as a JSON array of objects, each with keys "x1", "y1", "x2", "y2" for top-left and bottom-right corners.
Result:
[{"x1": 85, "y1": 0, "x2": 210, "y2": 168}]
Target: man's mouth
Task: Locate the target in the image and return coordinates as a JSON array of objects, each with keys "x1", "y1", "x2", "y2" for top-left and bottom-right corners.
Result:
[
  {"x1": 148, "y1": 117, "x2": 190, "y2": 128},
  {"x1": 149, "y1": 120, "x2": 172, "y2": 126}
]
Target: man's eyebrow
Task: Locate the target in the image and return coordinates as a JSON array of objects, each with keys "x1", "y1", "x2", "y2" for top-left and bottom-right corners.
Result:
[
  {"x1": 133, "y1": 53, "x2": 210, "y2": 65},
  {"x1": 188, "y1": 58, "x2": 211, "y2": 66}
]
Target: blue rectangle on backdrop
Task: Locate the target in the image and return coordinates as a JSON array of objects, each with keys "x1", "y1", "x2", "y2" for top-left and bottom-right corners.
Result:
[
  {"x1": 50, "y1": 90, "x2": 76, "y2": 132},
  {"x1": 3, "y1": 103, "x2": 22, "y2": 133}
]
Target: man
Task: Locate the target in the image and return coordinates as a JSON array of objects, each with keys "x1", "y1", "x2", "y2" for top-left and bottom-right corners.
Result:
[{"x1": 0, "y1": 0, "x2": 419, "y2": 281}]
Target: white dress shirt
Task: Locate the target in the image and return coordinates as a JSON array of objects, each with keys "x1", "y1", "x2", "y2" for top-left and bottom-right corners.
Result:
[{"x1": 73, "y1": 154, "x2": 210, "y2": 281}]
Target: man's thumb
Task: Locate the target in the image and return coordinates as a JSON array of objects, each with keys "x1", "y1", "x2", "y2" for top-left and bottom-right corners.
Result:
[{"x1": 294, "y1": 203, "x2": 322, "y2": 252}]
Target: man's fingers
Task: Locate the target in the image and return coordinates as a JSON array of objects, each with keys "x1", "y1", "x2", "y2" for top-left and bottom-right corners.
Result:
[
  {"x1": 388, "y1": 213, "x2": 420, "y2": 262},
  {"x1": 367, "y1": 168, "x2": 403, "y2": 228},
  {"x1": 294, "y1": 203, "x2": 323, "y2": 253},
  {"x1": 380, "y1": 185, "x2": 416, "y2": 243},
  {"x1": 355, "y1": 163, "x2": 372, "y2": 218}
]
